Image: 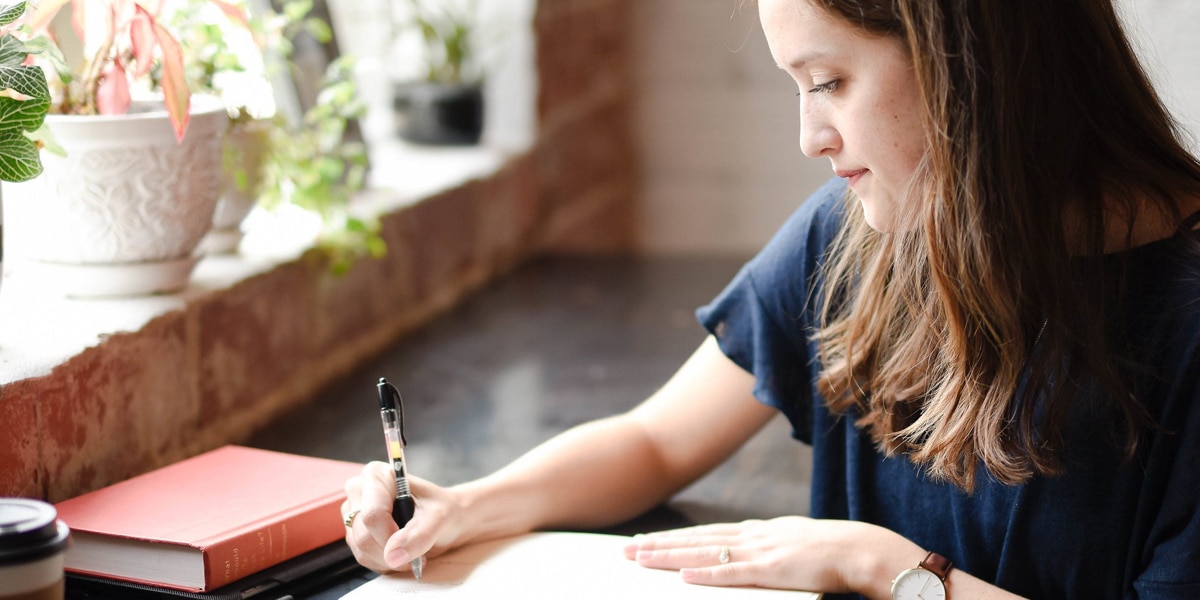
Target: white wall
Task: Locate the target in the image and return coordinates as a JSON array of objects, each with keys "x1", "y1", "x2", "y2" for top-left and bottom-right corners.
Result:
[
  {"x1": 633, "y1": 0, "x2": 1200, "y2": 256},
  {"x1": 631, "y1": 1, "x2": 829, "y2": 256},
  {"x1": 1118, "y1": 0, "x2": 1200, "y2": 154}
]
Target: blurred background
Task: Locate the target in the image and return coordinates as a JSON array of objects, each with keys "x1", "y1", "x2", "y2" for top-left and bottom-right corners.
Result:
[{"x1": 331, "y1": 0, "x2": 1200, "y2": 257}]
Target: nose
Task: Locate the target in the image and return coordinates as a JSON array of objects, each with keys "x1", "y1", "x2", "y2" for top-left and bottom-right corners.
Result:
[{"x1": 798, "y1": 104, "x2": 839, "y2": 159}]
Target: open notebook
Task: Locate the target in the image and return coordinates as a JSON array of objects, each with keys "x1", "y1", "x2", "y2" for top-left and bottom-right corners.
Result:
[{"x1": 341, "y1": 531, "x2": 822, "y2": 599}]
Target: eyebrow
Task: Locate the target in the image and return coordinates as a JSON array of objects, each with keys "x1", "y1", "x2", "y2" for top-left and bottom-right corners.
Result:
[{"x1": 779, "y1": 51, "x2": 829, "y2": 71}]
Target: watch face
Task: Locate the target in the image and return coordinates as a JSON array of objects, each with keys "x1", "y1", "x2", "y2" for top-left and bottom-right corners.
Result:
[{"x1": 891, "y1": 567, "x2": 946, "y2": 600}]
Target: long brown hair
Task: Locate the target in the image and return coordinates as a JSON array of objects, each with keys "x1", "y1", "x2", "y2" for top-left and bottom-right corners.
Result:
[{"x1": 810, "y1": 0, "x2": 1200, "y2": 491}]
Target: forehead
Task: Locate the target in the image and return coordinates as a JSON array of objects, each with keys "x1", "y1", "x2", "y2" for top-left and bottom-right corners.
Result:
[
  {"x1": 758, "y1": 0, "x2": 882, "y2": 68},
  {"x1": 763, "y1": 0, "x2": 902, "y2": 71}
]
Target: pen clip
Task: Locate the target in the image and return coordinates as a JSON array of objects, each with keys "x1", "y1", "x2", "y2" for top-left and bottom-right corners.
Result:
[{"x1": 377, "y1": 377, "x2": 408, "y2": 447}]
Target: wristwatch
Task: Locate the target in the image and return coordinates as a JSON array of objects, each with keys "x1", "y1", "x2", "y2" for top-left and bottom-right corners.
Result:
[{"x1": 891, "y1": 551, "x2": 953, "y2": 600}]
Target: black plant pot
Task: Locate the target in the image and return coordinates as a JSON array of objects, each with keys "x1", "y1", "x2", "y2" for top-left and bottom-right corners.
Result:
[{"x1": 393, "y1": 82, "x2": 484, "y2": 146}]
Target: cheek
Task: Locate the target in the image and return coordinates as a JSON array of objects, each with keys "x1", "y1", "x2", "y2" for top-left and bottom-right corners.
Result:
[
  {"x1": 871, "y1": 96, "x2": 924, "y2": 176},
  {"x1": 896, "y1": 121, "x2": 925, "y2": 172},
  {"x1": 892, "y1": 89, "x2": 927, "y2": 167}
]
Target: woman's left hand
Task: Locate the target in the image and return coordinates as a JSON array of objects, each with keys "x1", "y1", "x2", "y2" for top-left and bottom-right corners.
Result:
[{"x1": 624, "y1": 516, "x2": 919, "y2": 596}]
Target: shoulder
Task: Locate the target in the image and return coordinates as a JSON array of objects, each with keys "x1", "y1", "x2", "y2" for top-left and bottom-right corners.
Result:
[
  {"x1": 695, "y1": 179, "x2": 847, "y2": 436},
  {"x1": 1120, "y1": 233, "x2": 1200, "y2": 369}
]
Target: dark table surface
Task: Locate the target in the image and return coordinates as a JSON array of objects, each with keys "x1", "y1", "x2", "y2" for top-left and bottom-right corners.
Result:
[{"x1": 69, "y1": 255, "x2": 814, "y2": 599}]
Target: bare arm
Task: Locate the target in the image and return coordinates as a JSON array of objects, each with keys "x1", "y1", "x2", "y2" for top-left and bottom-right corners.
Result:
[
  {"x1": 451, "y1": 335, "x2": 776, "y2": 541},
  {"x1": 345, "y1": 336, "x2": 775, "y2": 570}
]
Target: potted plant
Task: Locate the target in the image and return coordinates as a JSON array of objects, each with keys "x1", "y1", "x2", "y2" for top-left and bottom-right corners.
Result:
[
  {"x1": 0, "y1": 0, "x2": 241, "y2": 297},
  {"x1": 392, "y1": 0, "x2": 484, "y2": 145},
  {"x1": 167, "y1": 0, "x2": 329, "y2": 254},
  {"x1": 160, "y1": 0, "x2": 381, "y2": 269},
  {"x1": 0, "y1": 0, "x2": 52, "y2": 303},
  {"x1": 259, "y1": 55, "x2": 382, "y2": 275}
]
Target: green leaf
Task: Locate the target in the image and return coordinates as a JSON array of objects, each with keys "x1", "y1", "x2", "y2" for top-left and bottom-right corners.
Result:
[
  {"x1": 0, "y1": 37, "x2": 49, "y2": 97},
  {"x1": 0, "y1": 84, "x2": 47, "y2": 126},
  {"x1": 19, "y1": 35, "x2": 70, "y2": 83},
  {"x1": 303, "y1": 18, "x2": 332, "y2": 43},
  {"x1": 282, "y1": 0, "x2": 312, "y2": 22},
  {"x1": 0, "y1": 3, "x2": 52, "y2": 182},
  {"x1": 0, "y1": 2, "x2": 25, "y2": 29},
  {"x1": 0, "y1": 33, "x2": 51, "y2": 140},
  {"x1": 25, "y1": 122, "x2": 65, "y2": 157},
  {"x1": 0, "y1": 127, "x2": 43, "y2": 182}
]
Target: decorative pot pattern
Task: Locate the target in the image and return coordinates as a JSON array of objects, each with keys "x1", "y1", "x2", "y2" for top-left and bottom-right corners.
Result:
[
  {"x1": 2, "y1": 96, "x2": 227, "y2": 295},
  {"x1": 21, "y1": 141, "x2": 220, "y2": 263}
]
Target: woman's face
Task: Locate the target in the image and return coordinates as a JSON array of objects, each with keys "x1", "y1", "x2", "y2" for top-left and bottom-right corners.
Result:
[{"x1": 760, "y1": 0, "x2": 926, "y2": 231}]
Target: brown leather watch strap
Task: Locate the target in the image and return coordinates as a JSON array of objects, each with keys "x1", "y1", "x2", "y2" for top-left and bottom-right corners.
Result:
[{"x1": 921, "y1": 551, "x2": 954, "y2": 581}]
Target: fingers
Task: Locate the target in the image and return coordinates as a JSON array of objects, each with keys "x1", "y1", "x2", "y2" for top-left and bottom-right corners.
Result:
[
  {"x1": 623, "y1": 521, "x2": 757, "y2": 559},
  {"x1": 349, "y1": 470, "x2": 451, "y2": 572},
  {"x1": 625, "y1": 516, "x2": 866, "y2": 593},
  {"x1": 360, "y1": 461, "x2": 399, "y2": 513},
  {"x1": 344, "y1": 462, "x2": 402, "y2": 573},
  {"x1": 632, "y1": 540, "x2": 767, "y2": 589},
  {"x1": 680, "y1": 563, "x2": 756, "y2": 587},
  {"x1": 623, "y1": 521, "x2": 771, "y2": 588},
  {"x1": 632, "y1": 539, "x2": 771, "y2": 589},
  {"x1": 341, "y1": 466, "x2": 461, "y2": 576},
  {"x1": 381, "y1": 475, "x2": 451, "y2": 568},
  {"x1": 382, "y1": 506, "x2": 429, "y2": 570},
  {"x1": 633, "y1": 543, "x2": 733, "y2": 570}
]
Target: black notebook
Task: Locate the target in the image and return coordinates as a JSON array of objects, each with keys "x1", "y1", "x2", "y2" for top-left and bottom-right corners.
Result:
[{"x1": 65, "y1": 540, "x2": 374, "y2": 600}]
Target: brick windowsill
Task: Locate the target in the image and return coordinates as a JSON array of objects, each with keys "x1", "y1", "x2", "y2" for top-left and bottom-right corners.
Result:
[{"x1": 0, "y1": 141, "x2": 509, "y2": 384}]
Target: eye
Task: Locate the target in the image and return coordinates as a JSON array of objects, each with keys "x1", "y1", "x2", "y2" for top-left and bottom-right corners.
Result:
[{"x1": 806, "y1": 80, "x2": 840, "y2": 94}]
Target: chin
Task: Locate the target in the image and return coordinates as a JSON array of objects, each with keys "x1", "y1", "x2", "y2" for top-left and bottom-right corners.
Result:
[{"x1": 859, "y1": 199, "x2": 898, "y2": 233}]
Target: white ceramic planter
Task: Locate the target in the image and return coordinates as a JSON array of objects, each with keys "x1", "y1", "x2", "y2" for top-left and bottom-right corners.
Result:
[
  {"x1": 2, "y1": 95, "x2": 227, "y2": 296},
  {"x1": 201, "y1": 117, "x2": 272, "y2": 254}
]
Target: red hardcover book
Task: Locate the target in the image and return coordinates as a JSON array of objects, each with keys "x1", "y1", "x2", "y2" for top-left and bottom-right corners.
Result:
[{"x1": 54, "y1": 445, "x2": 361, "y2": 592}]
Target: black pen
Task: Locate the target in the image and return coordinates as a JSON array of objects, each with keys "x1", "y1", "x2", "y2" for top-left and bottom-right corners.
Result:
[{"x1": 377, "y1": 377, "x2": 425, "y2": 580}]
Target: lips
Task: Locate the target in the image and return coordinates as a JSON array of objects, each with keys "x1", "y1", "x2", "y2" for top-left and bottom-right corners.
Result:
[{"x1": 836, "y1": 169, "x2": 867, "y2": 187}]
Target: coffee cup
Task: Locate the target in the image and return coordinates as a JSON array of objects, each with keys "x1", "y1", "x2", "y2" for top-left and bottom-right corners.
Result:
[{"x1": 0, "y1": 498, "x2": 71, "y2": 600}]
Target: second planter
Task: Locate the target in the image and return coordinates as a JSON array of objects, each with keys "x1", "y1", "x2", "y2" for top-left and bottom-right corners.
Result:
[{"x1": 393, "y1": 82, "x2": 484, "y2": 146}]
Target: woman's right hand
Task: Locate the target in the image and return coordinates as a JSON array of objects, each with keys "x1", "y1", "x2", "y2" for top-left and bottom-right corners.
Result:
[{"x1": 342, "y1": 461, "x2": 464, "y2": 573}]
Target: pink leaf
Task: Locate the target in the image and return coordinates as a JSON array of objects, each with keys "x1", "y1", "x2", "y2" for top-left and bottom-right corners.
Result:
[
  {"x1": 96, "y1": 61, "x2": 132, "y2": 115},
  {"x1": 210, "y1": 0, "x2": 250, "y2": 30},
  {"x1": 129, "y1": 6, "x2": 157, "y2": 79},
  {"x1": 71, "y1": 0, "x2": 88, "y2": 43},
  {"x1": 153, "y1": 20, "x2": 190, "y2": 142}
]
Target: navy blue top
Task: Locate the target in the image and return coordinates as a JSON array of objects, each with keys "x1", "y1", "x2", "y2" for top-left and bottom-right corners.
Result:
[{"x1": 696, "y1": 178, "x2": 1200, "y2": 599}]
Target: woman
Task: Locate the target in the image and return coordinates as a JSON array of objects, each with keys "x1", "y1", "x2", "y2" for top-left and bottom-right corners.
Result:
[{"x1": 344, "y1": 1, "x2": 1200, "y2": 597}]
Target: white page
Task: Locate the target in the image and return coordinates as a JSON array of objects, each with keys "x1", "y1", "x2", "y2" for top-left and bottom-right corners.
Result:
[{"x1": 341, "y1": 531, "x2": 821, "y2": 599}]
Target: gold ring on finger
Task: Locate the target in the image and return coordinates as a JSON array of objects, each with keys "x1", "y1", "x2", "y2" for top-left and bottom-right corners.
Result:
[
  {"x1": 343, "y1": 508, "x2": 361, "y2": 528},
  {"x1": 718, "y1": 545, "x2": 731, "y2": 565}
]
